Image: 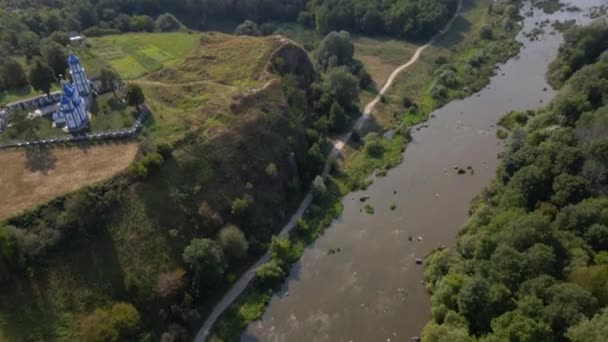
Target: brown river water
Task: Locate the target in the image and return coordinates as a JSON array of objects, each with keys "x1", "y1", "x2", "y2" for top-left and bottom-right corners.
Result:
[{"x1": 242, "y1": 1, "x2": 605, "y2": 341}]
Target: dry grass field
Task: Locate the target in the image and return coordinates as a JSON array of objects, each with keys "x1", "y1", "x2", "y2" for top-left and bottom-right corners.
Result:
[
  {"x1": 0, "y1": 143, "x2": 138, "y2": 220},
  {"x1": 353, "y1": 36, "x2": 418, "y2": 87}
]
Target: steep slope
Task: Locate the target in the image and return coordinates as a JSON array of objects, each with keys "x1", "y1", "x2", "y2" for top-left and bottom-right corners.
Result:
[{"x1": 0, "y1": 34, "x2": 320, "y2": 341}]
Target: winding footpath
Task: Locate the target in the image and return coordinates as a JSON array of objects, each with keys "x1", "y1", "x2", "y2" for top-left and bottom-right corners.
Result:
[{"x1": 194, "y1": 2, "x2": 462, "y2": 340}]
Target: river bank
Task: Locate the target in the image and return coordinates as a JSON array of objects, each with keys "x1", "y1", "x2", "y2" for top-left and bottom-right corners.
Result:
[
  {"x1": 236, "y1": 0, "x2": 602, "y2": 341},
  {"x1": 203, "y1": 0, "x2": 528, "y2": 340}
]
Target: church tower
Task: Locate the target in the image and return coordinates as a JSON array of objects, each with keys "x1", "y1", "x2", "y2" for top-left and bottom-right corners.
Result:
[
  {"x1": 59, "y1": 84, "x2": 88, "y2": 131},
  {"x1": 68, "y1": 53, "x2": 90, "y2": 96}
]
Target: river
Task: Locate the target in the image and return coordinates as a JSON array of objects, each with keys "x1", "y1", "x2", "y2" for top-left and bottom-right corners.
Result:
[{"x1": 241, "y1": 1, "x2": 604, "y2": 341}]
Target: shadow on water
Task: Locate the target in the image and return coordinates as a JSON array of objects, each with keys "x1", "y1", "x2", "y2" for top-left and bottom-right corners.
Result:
[{"x1": 24, "y1": 146, "x2": 57, "y2": 174}]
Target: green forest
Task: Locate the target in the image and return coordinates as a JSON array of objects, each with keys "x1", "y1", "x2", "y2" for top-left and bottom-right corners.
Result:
[
  {"x1": 4, "y1": 0, "x2": 608, "y2": 341},
  {"x1": 424, "y1": 19, "x2": 608, "y2": 342},
  {"x1": 308, "y1": 0, "x2": 459, "y2": 38},
  {"x1": 0, "y1": 0, "x2": 460, "y2": 95}
]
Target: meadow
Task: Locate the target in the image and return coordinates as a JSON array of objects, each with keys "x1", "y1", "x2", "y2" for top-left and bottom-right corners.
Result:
[
  {"x1": 0, "y1": 142, "x2": 138, "y2": 220},
  {"x1": 87, "y1": 32, "x2": 201, "y2": 80}
]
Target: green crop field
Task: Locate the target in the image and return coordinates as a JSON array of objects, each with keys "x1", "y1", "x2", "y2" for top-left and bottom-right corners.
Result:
[{"x1": 88, "y1": 32, "x2": 202, "y2": 80}]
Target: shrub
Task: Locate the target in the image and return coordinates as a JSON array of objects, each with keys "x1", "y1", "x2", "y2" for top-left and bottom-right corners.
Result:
[
  {"x1": 182, "y1": 238, "x2": 225, "y2": 293},
  {"x1": 313, "y1": 175, "x2": 327, "y2": 195},
  {"x1": 155, "y1": 13, "x2": 184, "y2": 32},
  {"x1": 231, "y1": 197, "x2": 250, "y2": 216},
  {"x1": 79, "y1": 302, "x2": 141, "y2": 342},
  {"x1": 265, "y1": 162, "x2": 278, "y2": 177},
  {"x1": 128, "y1": 162, "x2": 148, "y2": 179},
  {"x1": 295, "y1": 218, "x2": 309, "y2": 234},
  {"x1": 217, "y1": 225, "x2": 249, "y2": 261},
  {"x1": 83, "y1": 26, "x2": 120, "y2": 37},
  {"x1": 297, "y1": 12, "x2": 314, "y2": 27},
  {"x1": 364, "y1": 132, "x2": 384, "y2": 157},
  {"x1": 157, "y1": 143, "x2": 174, "y2": 159},
  {"x1": 480, "y1": 25, "x2": 493, "y2": 40},
  {"x1": 0, "y1": 225, "x2": 25, "y2": 282},
  {"x1": 141, "y1": 152, "x2": 164, "y2": 170},
  {"x1": 198, "y1": 202, "x2": 223, "y2": 226},
  {"x1": 156, "y1": 269, "x2": 186, "y2": 298},
  {"x1": 402, "y1": 96, "x2": 414, "y2": 108},
  {"x1": 255, "y1": 260, "x2": 285, "y2": 288},
  {"x1": 260, "y1": 22, "x2": 278, "y2": 36},
  {"x1": 235, "y1": 20, "x2": 260, "y2": 36},
  {"x1": 270, "y1": 236, "x2": 294, "y2": 264},
  {"x1": 496, "y1": 129, "x2": 509, "y2": 139},
  {"x1": 429, "y1": 82, "x2": 448, "y2": 100}
]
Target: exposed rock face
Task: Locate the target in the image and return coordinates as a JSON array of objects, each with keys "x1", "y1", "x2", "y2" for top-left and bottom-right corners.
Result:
[{"x1": 267, "y1": 36, "x2": 316, "y2": 86}]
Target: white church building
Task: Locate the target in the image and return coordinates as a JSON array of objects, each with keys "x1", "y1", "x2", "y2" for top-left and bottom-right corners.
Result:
[{"x1": 52, "y1": 53, "x2": 91, "y2": 132}]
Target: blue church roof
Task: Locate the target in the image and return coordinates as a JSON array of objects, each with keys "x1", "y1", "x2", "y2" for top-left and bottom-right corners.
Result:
[
  {"x1": 60, "y1": 95, "x2": 72, "y2": 105},
  {"x1": 68, "y1": 54, "x2": 80, "y2": 65},
  {"x1": 62, "y1": 84, "x2": 75, "y2": 97}
]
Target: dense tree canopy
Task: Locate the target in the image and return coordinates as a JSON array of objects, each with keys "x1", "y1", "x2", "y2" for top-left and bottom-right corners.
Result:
[
  {"x1": 310, "y1": 0, "x2": 459, "y2": 39},
  {"x1": 423, "y1": 22, "x2": 608, "y2": 342},
  {"x1": 182, "y1": 238, "x2": 226, "y2": 296},
  {"x1": 125, "y1": 83, "x2": 145, "y2": 108},
  {"x1": 28, "y1": 57, "x2": 55, "y2": 95}
]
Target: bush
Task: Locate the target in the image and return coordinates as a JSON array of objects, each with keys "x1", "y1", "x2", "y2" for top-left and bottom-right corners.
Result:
[
  {"x1": 480, "y1": 25, "x2": 493, "y2": 40},
  {"x1": 157, "y1": 143, "x2": 174, "y2": 159},
  {"x1": 429, "y1": 82, "x2": 448, "y2": 100},
  {"x1": 255, "y1": 260, "x2": 285, "y2": 288},
  {"x1": 265, "y1": 162, "x2": 278, "y2": 177},
  {"x1": 155, "y1": 13, "x2": 183, "y2": 32},
  {"x1": 128, "y1": 162, "x2": 148, "y2": 179},
  {"x1": 260, "y1": 22, "x2": 278, "y2": 36},
  {"x1": 402, "y1": 96, "x2": 414, "y2": 108},
  {"x1": 297, "y1": 12, "x2": 314, "y2": 27},
  {"x1": 79, "y1": 302, "x2": 141, "y2": 342},
  {"x1": 496, "y1": 128, "x2": 509, "y2": 139},
  {"x1": 313, "y1": 175, "x2": 327, "y2": 195},
  {"x1": 83, "y1": 26, "x2": 120, "y2": 37},
  {"x1": 235, "y1": 20, "x2": 260, "y2": 36},
  {"x1": 270, "y1": 236, "x2": 294, "y2": 264},
  {"x1": 141, "y1": 152, "x2": 164, "y2": 169},
  {"x1": 0, "y1": 225, "x2": 25, "y2": 282},
  {"x1": 231, "y1": 197, "x2": 250, "y2": 216},
  {"x1": 364, "y1": 132, "x2": 384, "y2": 157},
  {"x1": 295, "y1": 218, "x2": 309, "y2": 234},
  {"x1": 217, "y1": 225, "x2": 248, "y2": 261},
  {"x1": 182, "y1": 238, "x2": 225, "y2": 294}
]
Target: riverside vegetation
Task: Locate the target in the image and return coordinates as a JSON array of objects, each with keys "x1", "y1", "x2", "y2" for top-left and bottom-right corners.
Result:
[
  {"x1": 423, "y1": 19, "x2": 608, "y2": 342},
  {"x1": 0, "y1": 0, "x2": 550, "y2": 341},
  {"x1": 210, "y1": 0, "x2": 529, "y2": 340}
]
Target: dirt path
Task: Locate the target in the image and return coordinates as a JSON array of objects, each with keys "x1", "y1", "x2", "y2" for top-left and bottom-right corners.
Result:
[
  {"x1": 132, "y1": 79, "x2": 236, "y2": 90},
  {"x1": 194, "y1": 2, "x2": 462, "y2": 340}
]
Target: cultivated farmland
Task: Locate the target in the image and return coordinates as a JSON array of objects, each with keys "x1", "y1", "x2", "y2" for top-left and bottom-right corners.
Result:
[{"x1": 87, "y1": 32, "x2": 201, "y2": 79}]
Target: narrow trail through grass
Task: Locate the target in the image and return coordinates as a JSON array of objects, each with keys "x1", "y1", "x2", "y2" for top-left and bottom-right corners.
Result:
[{"x1": 131, "y1": 79, "x2": 236, "y2": 90}]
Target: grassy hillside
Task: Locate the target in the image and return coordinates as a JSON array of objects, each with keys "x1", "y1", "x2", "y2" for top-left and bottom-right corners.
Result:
[
  {"x1": 136, "y1": 33, "x2": 280, "y2": 143},
  {"x1": 0, "y1": 32, "x2": 321, "y2": 341}
]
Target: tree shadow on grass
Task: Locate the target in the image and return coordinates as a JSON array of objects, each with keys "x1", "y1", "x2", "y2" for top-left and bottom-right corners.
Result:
[
  {"x1": 24, "y1": 146, "x2": 57, "y2": 175},
  {"x1": 0, "y1": 226, "x2": 127, "y2": 341},
  {"x1": 433, "y1": 15, "x2": 473, "y2": 50}
]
